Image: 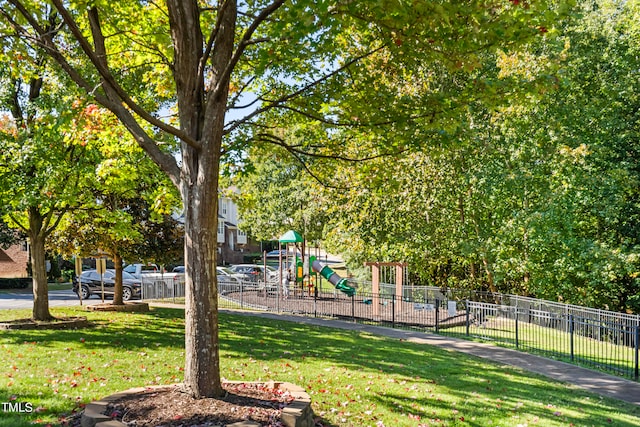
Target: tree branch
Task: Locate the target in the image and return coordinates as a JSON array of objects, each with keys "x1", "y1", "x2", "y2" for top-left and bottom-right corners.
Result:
[
  {"x1": 224, "y1": 44, "x2": 386, "y2": 134},
  {"x1": 259, "y1": 135, "x2": 351, "y2": 190},
  {"x1": 47, "y1": 0, "x2": 200, "y2": 150},
  {"x1": 256, "y1": 132, "x2": 409, "y2": 163},
  {"x1": 5, "y1": 1, "x2": 182, "y2": 186},
  {"x1": 7, "y1": 213, "x2": 28, "y2": 234},
  {"x1": 210, "y1": 0, "x2": 285, "y2": 103}
]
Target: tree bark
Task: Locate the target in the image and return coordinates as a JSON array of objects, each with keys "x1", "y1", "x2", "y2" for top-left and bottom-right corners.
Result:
[
  {"x1": 482, "y1": 257, "x2": 498, "y2": 294},
  {"x1": 166, "y1": 0, "x2": 235, "y2": 399},
  {"x1": 181, "y1": 166, "x2": 222, "y2": 398},
  {"x1": 29, "y1": 207, "x2": 53, "y2": 321}
]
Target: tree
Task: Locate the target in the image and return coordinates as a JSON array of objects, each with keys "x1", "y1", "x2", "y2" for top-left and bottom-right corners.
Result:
[
  {"x1": 0, "y1": 30, "x2": 101, "y2": 320},
  {"x1": 49, "y1": 115, "x2": 182, "y2": 305},
  {"x1": 0, "y1": 219, "x2": 22, "y2": 249},
  {"x1": 290, "y1": 0, "x2": 640, "y2": 313},
  {"x1": 0, "y1": 0, "x2": 575, "y2": 397},
  {"x1": 229, "y1": 141, "x2": 329, "y2": 244},
  {"x1": 497, "y1": 0, "x2": 640, "y2": 309}
]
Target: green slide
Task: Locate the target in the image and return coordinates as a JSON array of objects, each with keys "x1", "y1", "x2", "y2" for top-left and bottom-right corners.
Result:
[{"x1": 311, "y1": 260, "x2": 356, "y2": 296}]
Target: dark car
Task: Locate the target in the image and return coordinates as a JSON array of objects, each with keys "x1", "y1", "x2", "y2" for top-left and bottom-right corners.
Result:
[{"x1": 73, "y1": 269, "x2": 142, "y2": 301}]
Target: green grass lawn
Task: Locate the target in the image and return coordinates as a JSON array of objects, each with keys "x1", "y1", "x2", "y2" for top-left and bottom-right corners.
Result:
[{"x1": 0, "y1": 307, "x2": 639, "y2": 427}]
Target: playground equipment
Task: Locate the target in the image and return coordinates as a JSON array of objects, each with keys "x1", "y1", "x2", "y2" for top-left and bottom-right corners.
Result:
[
  {"x1": 311, "y1": 259, "x2": 356, "y2": 296},
  {"x1": 364, "y1": 262, "x2": 408, "y2": 316},
  {"x1": 277, "y1": 229, "x2": 356, "y2": 297}
]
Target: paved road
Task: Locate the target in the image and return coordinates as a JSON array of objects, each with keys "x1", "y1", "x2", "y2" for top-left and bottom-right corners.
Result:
[{"x1": 0, "y1": 289, "x2": 103, "y2": 310}]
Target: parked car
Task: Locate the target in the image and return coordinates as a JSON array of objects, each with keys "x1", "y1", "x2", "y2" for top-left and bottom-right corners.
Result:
[
  {"x1": 123, "y1": 263, "x2": 185, "y2": 286},
  {"x1": 217, "y1": 266, "x2": 250, "y2": 284},
  {"x1": 265, "y1": 249, "x2": 287, "y2": 258},
  {"x1": 170, "y1": 265, "x2": 249, "y2": 285},
  {"x1": 229, "y1": 264, "x2": 278, "y2": 282},
  {"x1": 73, "y1": 269, "x2": 141, "y2": 301},
  {"x1": 124, "y1": 263, "x2": 160, "y2": 278}
]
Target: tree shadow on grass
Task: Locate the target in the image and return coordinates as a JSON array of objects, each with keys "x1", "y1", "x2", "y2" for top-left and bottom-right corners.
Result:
[
  {"x1": 0, "y1": 307, "x2": 186, "y2": 351},
  {"x1": 217, "y1": 312, "x2": 640, "y2": 426},
  {"x1": 2, "y1": 307, "x2": 639, "y2": 426}
]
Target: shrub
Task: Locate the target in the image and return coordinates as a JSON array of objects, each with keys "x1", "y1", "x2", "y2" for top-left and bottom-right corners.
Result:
[{"x1": 0, "y1": 277, "x2": 30, "y2": 289}]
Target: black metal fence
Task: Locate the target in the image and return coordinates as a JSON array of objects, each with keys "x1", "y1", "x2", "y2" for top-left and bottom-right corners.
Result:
[
  {"x1": 465, "y1": 301, "x2": 640, "y2": 380},
  {"x1": 145, "y1": 279, "x2": 640, "y2": 381}
]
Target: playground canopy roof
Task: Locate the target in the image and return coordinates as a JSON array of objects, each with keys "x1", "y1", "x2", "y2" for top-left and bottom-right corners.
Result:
[{"x1": 279, "y1": 230, "x2": 303, "y2": 243}]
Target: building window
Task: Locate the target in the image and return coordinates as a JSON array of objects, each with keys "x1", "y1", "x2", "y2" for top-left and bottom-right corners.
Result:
[
  {"x1": 217, "y1": 222, "x2": 225, "y2": 245},
  {"x1": 221, "y1": 199, "x2": 227, "y2": 216}
]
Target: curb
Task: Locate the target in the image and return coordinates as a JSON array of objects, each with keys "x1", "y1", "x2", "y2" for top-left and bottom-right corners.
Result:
[{"x1": 80, "y1": 381, "x2": 314, "y2": 427}]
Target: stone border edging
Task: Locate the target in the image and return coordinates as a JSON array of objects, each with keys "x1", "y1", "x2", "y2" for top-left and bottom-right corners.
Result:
[
  {"x1": 86, "y1": 302, "x2": 150, "y2": 312},
  {"x1": 80, "y1": 381, "x2": 314, "y2": 427},
  {"x1": 0, "y1": 316, "x2": 88, "y2": 330}
]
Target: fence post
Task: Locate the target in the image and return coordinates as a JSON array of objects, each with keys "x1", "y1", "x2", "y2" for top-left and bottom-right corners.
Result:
[
  {"x1": 569, "y1": 314, "x2": 575, "y2": 362},
  {"x1": 515, "y1": 307, "x2": 519, "y2": 349},
  {"x1": 313, "y1": 285, "x2": 317, "y2": 318},
  {"x1": 466, "y1": 300, "x2": 470, "y2": 336},
  {"x1": 635, "y1": 324, "x2": 639, "y2": 381},
  {"x1": 435, "y1": 298, "x2": 440, "y2": 333},
  {"x1": 392, "y1": 293, "x2": 396, "y2": 329},
  {"x1": 351, "y1": 294, "x2": 355, "y2": 322},
  {"x1": 240, "y1": 280, "x2": 244, "y2": 309}
]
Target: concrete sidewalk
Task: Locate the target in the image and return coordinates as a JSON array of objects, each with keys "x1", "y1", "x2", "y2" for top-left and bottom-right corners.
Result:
[{"x1": 152, "y1": 303, "x2": 640, "y2": 406}]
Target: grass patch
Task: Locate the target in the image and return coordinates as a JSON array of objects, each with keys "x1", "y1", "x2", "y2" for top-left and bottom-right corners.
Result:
[
  {"x1": 47, "y1": 283, "x2": 73, "y2": 292},
  {"x1": 0, "y1": 282, "x2": 71, "y2": 294},
  {"x1": 0, "y1": 307, "x2": 637, "y2": 426},
  {"x1": 443, "y1": 319, "x2": 639, "y2": 376}
]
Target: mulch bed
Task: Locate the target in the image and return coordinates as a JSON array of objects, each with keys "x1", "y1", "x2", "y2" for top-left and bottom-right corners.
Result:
[{"x1": 103, "y1": 383, "x2": 296, "y2": 427}]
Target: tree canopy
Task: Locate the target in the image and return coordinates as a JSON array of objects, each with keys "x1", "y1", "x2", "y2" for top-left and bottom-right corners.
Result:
[
  {"x1": 0, "y1": 31, "x2": 102, "y2": 319},
  {"x1": 234, "y1": 0, "x2": 640, "y2": 313}
]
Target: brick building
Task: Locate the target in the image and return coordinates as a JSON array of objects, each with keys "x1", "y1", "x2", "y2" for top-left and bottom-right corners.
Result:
[{"x1": 0, "y1": 242, "x2": 29, "y2": 278}]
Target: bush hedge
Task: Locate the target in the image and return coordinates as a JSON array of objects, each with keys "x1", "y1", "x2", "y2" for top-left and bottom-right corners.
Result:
[{"x1": 0, "y1": 277, "x2": 31, "y2": 289}]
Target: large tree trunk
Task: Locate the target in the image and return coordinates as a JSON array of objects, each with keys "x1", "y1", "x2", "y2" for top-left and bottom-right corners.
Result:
[
  {"x1": 29, "y1": 208, "x2": 53, "y2": 321},
  {"x1": 182, "y1": 165, "x2": 222, "y2": 398},
  {"x1": 167, "y1": 0, "x2": 235, "y2": 398}
]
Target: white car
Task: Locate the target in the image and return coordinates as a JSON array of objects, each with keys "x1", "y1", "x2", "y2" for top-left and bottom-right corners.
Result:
[
  {"x1": 171, "y1": 265, "x2": 251, "y2": 284},
  {"x1": 229, "y1": 264, "x2": 278, "y2": 282},
  {"x1": 217, "y1": 266, "x2": 248, "y2": 284}
]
